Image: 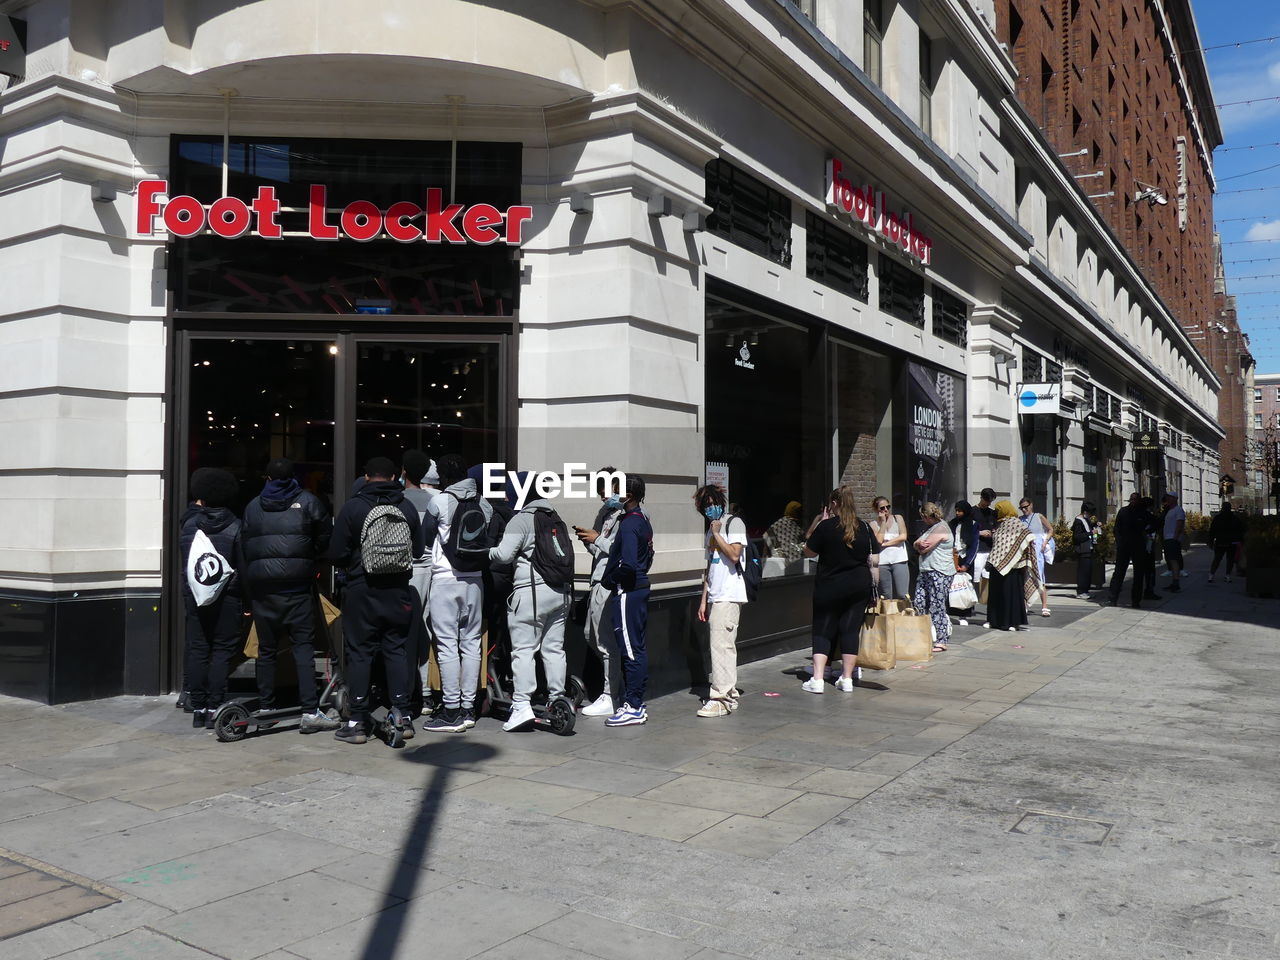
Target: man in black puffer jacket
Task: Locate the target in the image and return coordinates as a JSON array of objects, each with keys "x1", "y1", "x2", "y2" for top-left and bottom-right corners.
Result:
[
  {"x1": 180, "y1": 468, "x2": 246, "y2": 729},
  {"x1": 242, "y1": 458, "x2": 337, "y2": 733}
]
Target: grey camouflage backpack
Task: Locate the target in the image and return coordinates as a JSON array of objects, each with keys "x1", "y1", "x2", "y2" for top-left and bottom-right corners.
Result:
[{"x1": 359, "y1": 504, "x2": 413, "y2": 575}]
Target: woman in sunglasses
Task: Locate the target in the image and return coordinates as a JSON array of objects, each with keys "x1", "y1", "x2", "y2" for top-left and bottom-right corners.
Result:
[
  {"x1": 869, "y1": 496, "x2": 909, "y2": 599},
  {"x1": 1017, "y1": 498, "x2": 1053, "y2": 617}
]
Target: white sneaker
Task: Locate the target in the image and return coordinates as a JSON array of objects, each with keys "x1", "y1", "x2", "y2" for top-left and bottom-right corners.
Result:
[
  {"x1": 801, "y1": 677, "x2": 825, "y2": 695},
  {"x1": 955, "y1": 618, "x2": 968, "y2": 626},
  {"x1": 834, "y1": 676, "x2": 855, "y2": 693},
  {"x1": 502, "y1": 702, "x2": 536, "y2": 732},
  {"x1": 580, "y1": 693, "x2": 614, "y2": 717}
]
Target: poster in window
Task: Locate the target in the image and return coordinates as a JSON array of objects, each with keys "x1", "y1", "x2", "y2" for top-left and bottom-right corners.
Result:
[{"x1": 906, "y1": 363, "x2": 966, "y2": 526}]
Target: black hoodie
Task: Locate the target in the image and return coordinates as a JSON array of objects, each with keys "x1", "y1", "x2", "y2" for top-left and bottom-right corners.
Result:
[
  {"x1": 242, "y1": 478, "x2": 332, "y2": 593},
  {"x1": 327, "y1": 480, "x2": 425, "y2": 587},
  {"x1": 179, "y1": 503, "x2": 244, "y2": 603}
]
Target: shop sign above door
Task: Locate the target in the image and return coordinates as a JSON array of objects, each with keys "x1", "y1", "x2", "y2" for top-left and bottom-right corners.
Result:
[
  {"x1": 824, "y1": 158, "x2": 933, "y2": 265},
  {"x1": 1133, "y1": 430, "x2": 1161, "y2": 453},
  {"x1": 1017, "y1": 382, "x2": 1060, "y2": 415},
  {"x1": 136, "y1": 181, "x2": 534, "y2": 245}
]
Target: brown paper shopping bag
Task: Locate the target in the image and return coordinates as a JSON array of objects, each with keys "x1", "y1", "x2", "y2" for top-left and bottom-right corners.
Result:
[
  {"x1": 891, "y1": 607, "x2": 934, "y2": 662},
  {"x1": 859, "y1": 604, "x2": 897, "y2": 671}
]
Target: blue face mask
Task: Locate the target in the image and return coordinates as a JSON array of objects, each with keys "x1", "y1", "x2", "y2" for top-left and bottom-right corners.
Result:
[
  {"x1": 604, "y1": 495, "x2": 623, "y2": 510},
  {"x1": 704, "y1": 505, "x2": 724, "y2": 521}
]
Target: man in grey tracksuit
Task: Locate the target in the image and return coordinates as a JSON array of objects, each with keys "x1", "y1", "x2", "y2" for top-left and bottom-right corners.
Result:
[
  {"x1": 488, "y1": 497, "x2": 569, "y2": 731},
  {"x1": 574, "y1": 481, "x2": 624, "y2": 717},
  {"x1": 422, "y1": 455, "x2": 492, "y2": 733}
]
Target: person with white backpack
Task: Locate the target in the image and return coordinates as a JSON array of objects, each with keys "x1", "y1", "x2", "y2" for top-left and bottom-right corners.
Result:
[
  {"x1": 694, "y1": 484, "x2": 748, "y2": 718},
  {"x1": 180, "y1": 468, "x2": 246, "y2": 729},
  {"x1": 326, "y1": 457, "x2": 424, "y2": 745}
]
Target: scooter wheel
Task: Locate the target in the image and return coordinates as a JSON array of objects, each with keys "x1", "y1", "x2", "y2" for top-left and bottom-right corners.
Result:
[
  {"x1": 566, "y1": 676, "x2": 587, "y2": 711},
  {"x1": 547, "y1": 695, "x2": 576, "y2": 736},
  {"x1": 333, "y1": 687, "x2": 351, "y2": 721},
  {"x1": 213, "y1": 703, "x2": 252, "y2": 743}
]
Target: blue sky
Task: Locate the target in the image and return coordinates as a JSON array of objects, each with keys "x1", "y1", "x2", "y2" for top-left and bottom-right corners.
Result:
[{"x1": 1198, "y1": 0, "x2": 1280, "y2": 372}]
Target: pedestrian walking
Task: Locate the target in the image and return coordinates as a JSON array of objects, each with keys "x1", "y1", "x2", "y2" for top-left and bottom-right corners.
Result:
[
  {"x1": 1208, "y1": 501, "x2": 1244, "y2": 583},
  {"x1": 913, "y1": 502, "x2": 955, "y2": 652},
  {"x1": 801, "y1": 486, "x2": 876, "y2": 694},
  {"x1": 695, "y1": 484, "x2": 747, "y2": 718},
  {"x1": 181, "y1": 468, "x2": 246, "y2": 729},
  {"x1": 870, "y1": 496, "x2": 909, "y2": 599},
  {"x1": 488, "y1": 482, "x2": 573, "y2": 732},
  {"x1": 1018, "y1": 498, "x2": 1053, "y2": 617},
  {"x1": 1160, "y1": 493, "x2": 1187, "y2": 591},
  {"x1": 601, "y1": 475, "x2": 654, "y2": 727},
  {"x1": 1070, "y1": 501, "x2": 1098, "y2": 599},
  {"x1": 421, "y1": 454, "x2": 494, "y2": 733},
  {"x1": 949, "y1": 500, "x2": 978, "y2": 624},
  {"x1": 573, "y1": 468, "x2": 624, "y2": 717},
  {"x1": 327, "y1": 457, "x2": 424, "y2": 744},
  {"x1": 984, "y1": 500, "x2": 1038, "y2": 631},
  {"x1": 241, "y1": 458, "x2": 339, "y2": 734}
]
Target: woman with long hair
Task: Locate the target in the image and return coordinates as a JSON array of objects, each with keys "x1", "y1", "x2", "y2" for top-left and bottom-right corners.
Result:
[
  {"x1": 913, "y1": 502, "x2": 955, "y2": 652},
  {"x1": 869, "y1": 495, "x2": 909, "y2": 599},
  {"x1": 801, "y1": 486, "x2": 876, "y2": 693},
  {"x1": 1018, "y1": 497, "x2": 1053, "y2": 617},
  {"x1": 985, "y1": 500, "x2": 1041, "y2": 631},
  {"x1": 949, "y1": 500, "x2": 978, "y2": 625}
]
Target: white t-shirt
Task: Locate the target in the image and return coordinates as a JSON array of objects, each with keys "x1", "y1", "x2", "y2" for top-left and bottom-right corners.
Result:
[
  {"x1": 1163, "y1": 504, "x2": 1186, "y2": 540},
  {"x1": 706, "y1": 517, "x2": 749, "y2": 604}
]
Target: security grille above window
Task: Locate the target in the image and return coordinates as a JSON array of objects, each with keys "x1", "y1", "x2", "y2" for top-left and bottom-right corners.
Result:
[
  {"x1": 705, "y1": 159, "x2": 792, "y2": 267},
  {"x1": 931, "y1": 288, "x2": 968, "y2": 347},
  {"x1": 878, "y1": 254, "x2": 924, "y2": 327},
  {"x1": 1022, "y1": 348, "x2": 1043, "y2": 382},
  {"x1": 806, "y1": 212, "x2": 868, "y2": 302},
  {"x1": 1044, "y1": 358, "x2": 1064, "y2": 382}
]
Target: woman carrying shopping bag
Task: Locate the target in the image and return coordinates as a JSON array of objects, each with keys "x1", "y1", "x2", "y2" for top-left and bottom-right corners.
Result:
[
  {"x1": 948, "y1": 500, "x2": 980, "y2": 625},
  {"x1": 913, "y1": 502, "x2": 955, "y2": 653}
]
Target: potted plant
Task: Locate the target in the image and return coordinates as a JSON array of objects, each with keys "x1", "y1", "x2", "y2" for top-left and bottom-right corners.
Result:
[{"x1": 1245, "y1": 516, "x2": 1280, "y2": 598}]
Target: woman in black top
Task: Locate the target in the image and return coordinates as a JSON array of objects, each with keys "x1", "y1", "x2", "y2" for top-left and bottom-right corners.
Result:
[{"x1": 801, "y1": 485, "x2": 876, "y2": 694}]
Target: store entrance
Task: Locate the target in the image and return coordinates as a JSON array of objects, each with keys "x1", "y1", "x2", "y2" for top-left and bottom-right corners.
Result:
[{"x1": 170, "y1": 329, "x2": 509, "y2": 688}]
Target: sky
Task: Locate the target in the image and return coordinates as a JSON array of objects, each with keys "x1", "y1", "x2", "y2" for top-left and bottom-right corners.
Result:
[{"x1": 1197, "y1": 0, "x2": 1280, "y2": 372}]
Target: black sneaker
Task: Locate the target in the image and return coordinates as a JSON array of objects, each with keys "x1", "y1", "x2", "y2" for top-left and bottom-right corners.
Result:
[
  {"x1": 176, "y1": 690, "x2": 188, "y2": 710},
  {"x1": 424, "y1": 707, "x2": 466, "y2": 733},
  {"x1": 459, "y1": 707, "x2": 476, "y2": 730},
  {"x1": 192, "y1": 709, "x2": 207, "y2": 729},
  {"x1": 334, "y1": 721, "x2": 369, "y2": 745}
]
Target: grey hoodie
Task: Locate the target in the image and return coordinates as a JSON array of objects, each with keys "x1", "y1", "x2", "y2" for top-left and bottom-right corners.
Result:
[
  {"x1": 425, "y1": 478, "x2": 494, "y2": 581},
  {"x1": 489, "y1": 498, "x2": 557, "y2": 588}
]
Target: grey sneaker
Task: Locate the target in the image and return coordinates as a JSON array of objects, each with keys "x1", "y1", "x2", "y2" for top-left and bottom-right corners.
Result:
[
  {"x1": 460, "y1": 707, "x2": 476, "y2": 730},
  {"x1": 300, "y1": 710, "x2": 341, "y2": 734},
  {"x1": 424, "y1": 708, "x2": 467, "y2": 733}
]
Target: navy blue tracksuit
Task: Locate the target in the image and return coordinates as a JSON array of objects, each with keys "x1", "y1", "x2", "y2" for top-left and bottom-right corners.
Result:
[{"x1": 601, "y1": 508, "x2": 654, "y2": 709}]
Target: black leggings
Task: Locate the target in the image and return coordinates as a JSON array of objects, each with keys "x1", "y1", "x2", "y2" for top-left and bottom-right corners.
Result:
[
  {"x1": 812, "y1": 593, "x2": 868, "y2": 658},
  {"x1": 1210, "y1": 544, "x2": 1238, "y2": 576}
]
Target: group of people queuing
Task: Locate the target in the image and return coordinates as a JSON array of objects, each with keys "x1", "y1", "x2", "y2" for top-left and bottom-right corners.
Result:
[{"x1": 179, "y1": 454, "x2": 656, "y2": 743}]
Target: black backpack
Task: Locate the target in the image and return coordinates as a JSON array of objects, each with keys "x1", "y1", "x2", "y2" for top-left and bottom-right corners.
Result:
[
  {"x1": 442, "y1": 492, "x2": 495, "y2": 572},
  {"x1": 728, "y1": 515, "x2": 763, "y2": 602},
  {"x1": 528, "y1": 505, "x2": 575, "y2": 590}
]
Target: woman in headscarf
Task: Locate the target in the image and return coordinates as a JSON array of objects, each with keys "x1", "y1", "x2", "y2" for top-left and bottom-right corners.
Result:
[
  {"x1": 949, "y1": 500, "x2": 978, "y2": 625},
  {"x1": 984, "y1": 500, "x2": 1040, "y2": 631},
  {"x1": 765, "y1": 500, "x2": 805, "y2": 561}
]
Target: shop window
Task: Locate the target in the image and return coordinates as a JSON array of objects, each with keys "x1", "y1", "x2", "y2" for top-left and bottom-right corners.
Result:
[
  {"x1": 878, "y1": 254, "x2": 925, "y2": 327},
  {"x1": 1044, "y1": 358, "x2": 1063, "y2": 382},
  {"x1": 832, "y1": 340, "x2": 895, "y2": 521},
  {"x1": 906, "y1": 363, "x2": 968, "y2": 525},
  {"x1": 931, "y1": 288, "x2": 968, "y2": 347},
  {"x1": 786, "y1": 0, "x2": 817, "y2": 19},
  {"x1": 919, "y1": 34, "x2": 934, "y2": 137},
  {"x1": 705, "y1": 159, "x2": 792, "y2": 267},
  {"x1": 805, "y1": 212, "x2": 868, "y2": 302},
  {"x1": 168, "y1": 137, "x2": 522, "y2": 315},
  {"x1": 864, "y1": 0, "x2": 884, "y2": 85},
  {"x1": 1022, "y1": 348, "x2": 1043, "y2": 382}
]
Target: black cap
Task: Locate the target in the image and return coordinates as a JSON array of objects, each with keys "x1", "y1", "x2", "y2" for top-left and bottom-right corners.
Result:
[
  {"x1": 364, "y1": 456, "x2": 396, "y2": 480},
  {"x1": 401, "y1": 450, "x2": 431, "y2": 484},
  {"x1": 265, "y1": 458, "x2": 294, "y2": 481},
  {"x1": 190, "y1": 467, "x2": 238, "y2": 507}
]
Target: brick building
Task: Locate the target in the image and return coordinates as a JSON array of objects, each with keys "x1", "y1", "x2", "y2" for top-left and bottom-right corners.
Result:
[{"x1": 1255, "y1": 371, "x2": 1280, "y2": 511}]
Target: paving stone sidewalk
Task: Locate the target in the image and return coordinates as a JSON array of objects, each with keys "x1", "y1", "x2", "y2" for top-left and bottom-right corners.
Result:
[{"x1": 1, "y1": 548, "x2": 1276, "y2": 959}]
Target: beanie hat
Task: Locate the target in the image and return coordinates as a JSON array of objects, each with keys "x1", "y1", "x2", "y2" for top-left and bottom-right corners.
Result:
[
  {"x1": 424, "y1": 459, "x2": 439, "y2": 486},
  {"x1": 190, "y1": 467, "x2": 238, "y2": 507}
]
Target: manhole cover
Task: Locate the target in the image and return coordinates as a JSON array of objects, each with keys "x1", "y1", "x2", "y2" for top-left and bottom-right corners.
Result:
[
  {"x1": 1010, "y1": 812, "x2": 1113, "y2": 845},
  {"x1": 0, "y1": 851, "x2": 119, "y2": 941}
]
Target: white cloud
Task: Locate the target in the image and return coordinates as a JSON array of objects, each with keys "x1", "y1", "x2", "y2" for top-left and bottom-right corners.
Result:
[
  {"x1": 1244, "y1": 220, "x2": 1280, "y2": 241},
  {"x1": 1270, "y1": 61, "x2": 1280, "y2": 85}
]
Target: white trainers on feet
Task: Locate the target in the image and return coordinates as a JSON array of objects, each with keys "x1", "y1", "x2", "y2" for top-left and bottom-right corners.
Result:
[
  {"x1": 834, "y1": 676, "x2": 855, "y2": 693},
  {"x1": 696, "y1": 700, "x2": 730, "y2": 718},
  {"x1": 580, "y1": 693, "x2": 615, "y2": 717},
  {"x1": 801, "y1": 677, "x2": 825, "y2": 695},
  {"x1": 502, "y1": 702, "x2": 536, "y2": 732}
]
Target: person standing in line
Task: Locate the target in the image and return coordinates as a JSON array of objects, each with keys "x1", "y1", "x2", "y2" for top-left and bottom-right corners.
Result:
[
  {"x1": 870, "y1": 496, "x2": 909, "y2": 599},
  {"x1": 601, "y1": 475, "x2": 654, "y2": 727},
  {"x1": 1160, "y1": 493, "x2": 1187, "y2": 592},
  {"x1": 180, "y1": 468, "x2": 246, "y2": 729},
  {"x1": 949, "y1": 500, "x2": 979, "y2": 625},
  {"x1": 326, "y1": 457, "x2": 424, "y2": 744},
  {"x1": 399, "y1": 450, "x2": 438, "y2": 718},
  {"x1": 1109, "y1": 493, "x2": 1144, "y2": 607},
  {"x1": 984, "y1": 500, "x2": 1038, "y2": 631},
  {"x1": 1018, "y1": 498, "x2": 1054, "y2": 617},
  {"x1": 241, "y1": 458, "x2": 339, "y2": 734},
  {"x1": 1136, "y1": 496, "x2": 1162, "y2": 603},
  {"x1": 801, "y1": 486, "x2": 876, "y2": 694},
  {"x1": 1071, "y1": 501, "x2": 1099, "y2": 600},
  {"x1": 972, "y1": 488, "x2": 997, "y2": 594},
  {"x1": 421, "y1": 454, "x2": 493, "y2": 734},
  {"x1": 765, "y1": 501, "x2": 805, "y2": 561},
  {"x1": 913, "y1": 502, "x2": 956, "y2": 653},
  {"x1": 694, "y1": 484, "x2": 747, "y2": 718},
  {"x1": 574, "y1": 468, "x2": 624, "y2": 717},
  {"x1": 1208, "y1": 501, "x2": 1244, "y2": 583}
]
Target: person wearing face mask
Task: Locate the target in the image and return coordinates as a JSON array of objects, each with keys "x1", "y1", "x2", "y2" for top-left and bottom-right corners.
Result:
[
  {"x1": 693, "y1": 484, "x2": 747, "y2": 718},
  {"x1": 573, "y1": 467, "x2": 625, "y2": 717}
]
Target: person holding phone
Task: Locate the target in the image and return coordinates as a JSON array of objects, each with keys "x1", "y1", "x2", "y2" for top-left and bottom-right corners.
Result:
[{"x1": 870, "y1": 496, "x2": 909, "y2": 599}]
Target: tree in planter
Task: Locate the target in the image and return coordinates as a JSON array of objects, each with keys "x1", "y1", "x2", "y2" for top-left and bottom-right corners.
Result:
[{"x1": 1244, "y1": 515, "x2": 1280, "y2": 598}]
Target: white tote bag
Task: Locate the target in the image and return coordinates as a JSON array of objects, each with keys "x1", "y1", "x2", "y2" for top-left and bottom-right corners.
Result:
[
  {"x1": 186, "y1": 528, "x2": 234, "y2": 606},
  {"x1": 948, "y1": 572, "x2": 978, "y2": 609}
]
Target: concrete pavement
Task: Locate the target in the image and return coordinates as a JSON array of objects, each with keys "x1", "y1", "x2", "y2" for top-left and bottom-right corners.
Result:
[{"x1": 0, "y1": 547, "x2": 1277, "y2": 959}]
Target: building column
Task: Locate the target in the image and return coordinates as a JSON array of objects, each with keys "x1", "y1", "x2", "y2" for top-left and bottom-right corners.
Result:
[{"x1": 968, "y1": 303, "x2": 1020, "y2": 498}]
